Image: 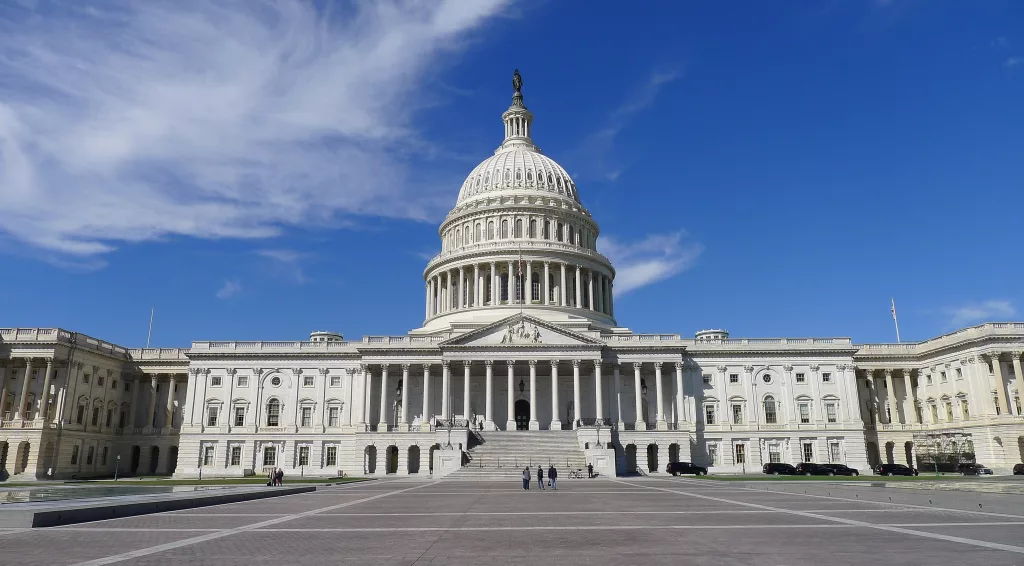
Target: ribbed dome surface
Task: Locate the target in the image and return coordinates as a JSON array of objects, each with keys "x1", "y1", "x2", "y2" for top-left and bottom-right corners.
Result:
[{"x1": 456, "y1": 147, "x2": 579, "y2": 205}]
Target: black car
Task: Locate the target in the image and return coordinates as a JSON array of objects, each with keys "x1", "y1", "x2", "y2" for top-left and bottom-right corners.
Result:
[
  {"x1": 875, "y1": 463, "x2": 918, "y2": 476},
  {"x1": 1014, "y1": 463, "x2": 1024, "y2": 476},
  {"x1": 821, "y1": 464, "x2": 859, "y2": 476},
  {"x1": 795, "y1": 463, "x2": 832, "y2": 476},
  {"x1": 958, "y1": 463, "x2": 994, "y2": 476},
  {"x1": 666, "y1": 462, "x2": 708, "y2": 476},
  {"x1": 763, "y1": 463, "x2": 797, "y2": 475}
]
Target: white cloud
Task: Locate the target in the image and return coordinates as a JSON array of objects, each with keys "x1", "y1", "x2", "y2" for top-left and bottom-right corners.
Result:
[
  {"x1": 216, "y1": 279, "x2": 242, "y2": 299},
  {"x1": 946, "y1": 300, "x2": 1016, "y2": 327},
  {"x1": 1006, "y1": 56, "x2": 1023, "y2": 68},
  {"x1": 600, "y1": 231, "x2": 703, "y2": 296},
  {"x1": 991, "y1": 36, "x2": 1009, "y2": 49},
  {"x1": 256, "y1": 248, "x2": 310, "y2": 283},
  {"x1": 0, "y1": 0, "x2": 510, "y2": 259}
]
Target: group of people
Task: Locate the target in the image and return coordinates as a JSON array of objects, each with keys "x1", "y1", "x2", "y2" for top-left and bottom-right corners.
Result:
[
  {"x1": 267, "y1": 468, "x2": 285, "y2": 486},
  {"x1": 522, "y1": 465, "x2": 558, "y2": 490}
]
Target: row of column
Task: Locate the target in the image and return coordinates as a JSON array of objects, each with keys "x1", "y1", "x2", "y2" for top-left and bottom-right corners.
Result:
[
  {"x1": 358, "y1": 361, "x2": 683, "y2": 431},
  {"x1": 0, "y1": 357, "x2": 54, "y2": 421},
  {"x1": 425, "y1": 261, "x2": 613, "y2": 318}
]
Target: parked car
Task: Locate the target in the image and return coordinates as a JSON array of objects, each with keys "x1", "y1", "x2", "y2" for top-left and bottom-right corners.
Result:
[
  {"x1": 795, "y1": 463, "x2": 832, "y2": 476},
  {"x1": 763, "y1": 463, "x2": 798, "y2": 475},
  {"x1": 820, "y1": 464, "x2": 859, "y2": 476},
  {"x1": 875, "y1": 463, "x2": 919, "y2": 476},
  {"x1": 1014, "y1": 463, "x2": 1024, "y2": 476},
  {"x1": 666, "y1": 462, "x2": 708, "y2": 476},
  {"x1": 958, "y1": 463, "x2": 994, "y2": 476}
]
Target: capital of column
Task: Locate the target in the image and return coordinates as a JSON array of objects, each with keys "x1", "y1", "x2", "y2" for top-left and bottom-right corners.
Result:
[
  {"x1": 986, "y1": 351, "x2": 1001, "y2": 361},
  {"x1": 528, "y1": 360, "x2": 537, "y2": 369},
  {"x1": 716, "y1": 365, "x2": 727, "y2": 373},
  {"x1": 422, "y1": 363, "x2": 432, "y2": 373},
  {"x1": 483, "y1": 360, "x2": 493, "y2": 368},
  {"x1": 883, "y1": 369, "x2": 893, "y2": 378},
  {"x1": 253, "y1": 368, "x2": 265, "y2": 378},
  {"x1": 225, "y1": 368, "x2": 237, "y2": 376},
  {"x1": 967, "y1": 355, "x2": 976, "y2": 363},
  {"x1": 572, "y1": 359, "x2": 581, "y2": 369},
  {"x1": 743, "y1": 365, "x2": 754, "y2": 373},
  {"x1": 292, "y1": 368, "x2": 302, "y2": 376},
  {"x1": 632, "y1": 362, "x2": 642, "y2": 370},
  {"x1": 674, "y1": 362, "x2": 683, "y2": 371},
  {"x1": 345, "y1": 367, "x2": 356, "y2": 376},
  {"x1": 549, "y1": 360, "x2": 559, "y2": 370},
  {"x1": 359, "y1": 364, "x2": 370, "y2": 374},
  {"x1": 319, "y1": 367, "x2": 330, "y2": 377},
  {"x1": 401, "y1": 364, "x2": 411, "y2": 372},
  {"x1": 652, "y1": 361, "x2": 662, "y2": 370},
  {"x1": 441, "y1": 361, "x2": 450, "y2": 370},
  {"x1": 834, "y1": 364, "x2": 846, "y2": 371},
  {"x1": 507, "y1": 360, "x2": 516, "y2": 368},
  {"x1": 1011, "y1": 350, "x2": 1023, "y2": 359}
]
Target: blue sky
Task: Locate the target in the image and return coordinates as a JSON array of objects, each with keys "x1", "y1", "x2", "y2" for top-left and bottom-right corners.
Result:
[{"x1": 1, "y1": 0, "x2": 1022, "y2": 347}]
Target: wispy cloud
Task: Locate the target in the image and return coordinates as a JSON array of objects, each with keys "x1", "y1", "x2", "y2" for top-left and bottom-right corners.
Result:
[
  {"x1": 946, "y1": 300, "x2": 1016, "y2": 327},
  {"x1": 600, "y1": 231, "x2": 703, "y2": 296},
  {"x1": 991, "y1": 36, "x2": 1009, "y2": 49},
  {"x1": 1006, "y1": 56, "x2": 1023, "y2": 68},
  {"x1": 256, "y1": 248, "x2": 310, "y2": 283},
  {"x1": 571, "y1": 69, "x2": 681, "y2": 182},
  {"x1": 216, "y1": 279, "x2": 242, "y2": 299},
  {"x1": 0, "y1": 0, "x2": 510, "y2": 260}
]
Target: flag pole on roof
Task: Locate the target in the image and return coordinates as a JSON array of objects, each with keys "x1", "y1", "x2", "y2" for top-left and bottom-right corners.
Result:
[
  {"x1": 146, "y1": 307, "x2": 155, "y2": 348},
  {"x1": 891, "y1": 298, "x2": 901, "y2": 343}
]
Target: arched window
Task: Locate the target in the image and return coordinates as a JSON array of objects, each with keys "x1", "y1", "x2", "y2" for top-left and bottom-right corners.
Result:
[
  {"x1": 501, "y1": 220, "x2": 509, "y2": 239},
  {"x1": 455, "y1": 229, "x2": 461, "y2": 247},
  {"x1": 475, "y1": 223, "x2": 482, "y2": 242},
  {"x1": 556, "y1": 222, "x2": 564, "y2": 242},
  {"x1": 484, "y1": 172, "x2": 490, "y2": 185},
  {"x1": 543, "y1": 220, "x2": 550, "y2": 240},
  {"x1": 531, "y1": 272, "x2": 540, "y2": 302},
  {"x1": 464, "y1": 224, "x2": 471, "y2": 243},
  {"x1": 763, "y1": 396, "x2": 777, "y2": 424},
  {"x1": 266, "y1": 399, "x2": 281, "y2": 427},
  {"x1": 529, "y1": 219, "x2": 537, "y2": 238},
  {"x1": 487, "y1": 221, "x2": 495, "y2": 240},
  {"x1": 500, "y1": 273, "x2": 509, "y2": 302},
  {"x1": 526, "y1": 170, "x2": 533, "y2": 183},
  {"x1": 568, "y1": 225, "x2": 575, "y2": 245},
  {"x1": 515, "y1": 219, "x2": 523, "y2": 238}
]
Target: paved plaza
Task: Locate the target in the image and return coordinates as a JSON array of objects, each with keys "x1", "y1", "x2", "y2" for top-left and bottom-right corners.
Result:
[{"x1": 2, "y1": 478, "x2": 1024, "y2": 565}]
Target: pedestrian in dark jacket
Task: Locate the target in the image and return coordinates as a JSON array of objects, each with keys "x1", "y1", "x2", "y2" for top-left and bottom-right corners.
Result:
[
  {"x1": 537, "y1": 465, "x2": 545, "y2": 490},
  {"x1": 522, "y1": 467, "x2": 530, "y2": 490},
  {"x1": 548, "y1": 466, "x2": 558, "y2": 490},
  {"x1": 588, "y1": 463, "x2": 594, "y2": 478},
  {"x1": 275, "y1": 468, "x2": 284, "y2": 486}
]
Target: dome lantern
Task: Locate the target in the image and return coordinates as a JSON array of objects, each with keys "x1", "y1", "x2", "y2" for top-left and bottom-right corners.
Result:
[{"x1": 500, "y1": 69, "x2": 536, "y2": 152}]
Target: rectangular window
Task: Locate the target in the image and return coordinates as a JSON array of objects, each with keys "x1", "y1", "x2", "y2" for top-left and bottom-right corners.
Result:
[
  {"x1": 203, "y1": 446, "x2": 215, "y2": 466},
  {"x1": 795, "y1": 373, "x2": 805, "y2": 383},
  {"x1": 704, "y1": 405, "x2": 716, "y2": 425},
  {"x1": 945, "y1": 402, "x2": 954, "y2": 422},
  {"x1": 230, "y1": 446, "x2": 242, "y2": 467},
  {"x1": 112, "y1": 379, "x2": 118, "y2": 390},
  {"x1": 799, "y1": 403, "x2": 810, "y2": 424},
  {"x1": 702, "y1": 374, "x2": 712, "y2": 385},
  {"x1": 86, "y1": 446, "x2": 95, "y2": 465},
  {"x1": 729, "y1": 373, "x2": 739, "y2": 384},
  {"x1": 211, "y1": 375, "x2": 222, "y2": 387},
  {"x1": 707, "y1": 444, "x2": 718, "y2": 466},
  {"x1": 764, "y1": 402, "x2": 777, "y2": 424},
  {"x1": 955, "y1": 368, "x2": 963, "y2": 380},
  {"x1": 802, "y1": 442, "x2": 814, "y2": 463},
  {"x1": 101, "y1": 446, "x2": 109, "y2": 466},
  {"x1": 263, "y1": 447, "x2": 276, "y2": 467},
  {"x1": 298, "y1": 446, "x2": 310, "y2": 467},
  {"x1": 330, "y1": 375, "x2": 341, "y2": 387},
  {"x1": 768, "y1": 445, "x2": 781, "y2": 463},
  {"x1": 76, "y1": 405, "x2": 85, "y2": 425},
  {"x1": 105, "y1": 409, "x2": 113, "y2": 427},
  {"x1": 931, "y1": 404, "x2": 939, "y2": 422},
  {"x1": 961, "y1": 401, "x2": 969, "y2": 420},
  {"x1": 234, "y1": 407, "x2": 245, "y2": 427},
  {"x1": 325, "y1": 446, "x2": 337, "y2": 467},
  {"x1": 328, "y1": 407, "x2": 340, "y2": 427},
  {"x1": 124, "y1": 382, "x2": 131, "y2": 393},
  {"x1": 734, "y1": 444, "x2": 745, "y2": 464},
  {"x1": 82, "y1": 374, "x2": 90, "y2": 384},
  {"x1": 821, "y1": 372, "x2": 832, "y2": 383},
  {"x1": 301, "y1": 407, "x2": 312, "y2": 427},
  {"x1": 237, "y1": 375, "x2": 249, "y2": 387},
  {"x1": 829, "y1": 443, "x2": 841, "y2": 463},
  {"x1": 91, "y1": 407, "x2": 100, "y2": 426},
  {"x1": 267, "y1": 403, "x2": 280, "y2": 427},
  {"x1": 914, "y1": 405, "x2": 922, "y2": 423},
  {"x1": 731, "y1": 404, "x2": 743, "y2": 424},
  {"x1": 207, "y1": 407, "x2": 218, "y2": 427},
  {"x1": 825, "y1": 403, "x2": 837, "y2": 423},
  {"x1": 71, "y1": 445, "x2": 80, "y2": 464},
  {"x1": 97, "y1": 376, "x2": 104, "y2": 387},
  {"x1": 303, "y1": 375, "x2": 314, "y2": 387},
  {"x1": 119, "y1": 411, "x2": 127, "y2": 428},
  {"x1": 940, "y1": 371, "x2": 947, "y2": 383},
  {"x1": 926, "y1": 375, "x2": 933, "y2": 385}
]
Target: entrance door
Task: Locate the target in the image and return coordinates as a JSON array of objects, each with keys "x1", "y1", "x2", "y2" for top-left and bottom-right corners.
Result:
[{"x1": 514, "y1": 400, "x2": 529, "y2": 430}]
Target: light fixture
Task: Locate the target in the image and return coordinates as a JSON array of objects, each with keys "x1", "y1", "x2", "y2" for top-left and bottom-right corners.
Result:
[
  {"x1": 518, "y1": 377, "x2": 525, "y2": 394},
  {"x1": 641, "y1": 378, "x2": 648, "y2": 396}
]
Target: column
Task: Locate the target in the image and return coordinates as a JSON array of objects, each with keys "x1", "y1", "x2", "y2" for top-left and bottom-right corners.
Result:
[
  {"x1": 594, "y1": 361, "x2": 604, "y2": 424},
  {"x1": 596, "y1": 274, "x2": 604, "y2": 313},
  {"x1": 421, "y1": 364, "x2": 431, "y2": 431},
  {"x1": 474, "y1": 263, "x2": 480, "y2": 307},
  {"x1": 902, "y1": 370, "x2": 918, "y2": 424},
  {"x1": 1013, "y1": 353, "x2": 1024, "y2": 415},
  {"x1": 614, "y1": 364, "x2": 624, "y2": 427},
  {"x1": 0, "y1": 362, "x2": 7, "y2": 420},
  {"x1": 633, "y1": 362, "x2": 645, "y2": 429},
  {"x1": 462, "y1": 362, "x2": 471, "y2": 420},
  {"x1": 400, "y1": 364, "x2": 410, "y2": 430},
  {"x1": 674, "y1": 362, "x2": 684, "y2": 425},
  {"x1": 574, "y1": 266, "x2": 582, "y2": 308},
  {"x1": 441, "y1": 362, "x2": 450, "y2": 419},
  {"x1": 166, "y1": 375, "x2": 177, "y2": 428},
  {"x1": 425, "y1": 280, "x2": 431, "y2": 319},
  {"x1": 543, "y1": 262, "x2": 550, "y2": 305},
  {"x1": 883, "y1": 370, "x2": 898, "y2": 424},
  {"x1": 528, "y1": 360, "x2": 539, "y2": 430},
  {"x1": 608, "y1": 281, "x2": 614, "y2": 317},
  {"x1": 506, "y1": 261, "x2": 514, "y2": 303},
  {"x1": 506, "y1": 361, "x2": 515, "y2": 431},
  {"x1": 377, "y1": 365, "x2": 389, "y2": 431},
  {"x1": 526, "y1": 261, "x2": 533, "y2": 303},
  {"x1": 587, "y1": 270, "x2": 595, "y2": 310},
  {"x1": 129, "y1": 374, "x2": 140, "y2": 427},
  {"x1": 560, "y1": 263, "x2": 567, "y2": 306},
  {"x1": 550, "y1": 361, "x2": 561, "y2": 430},
  {"x1": 654, "y1": 362, "x2": 666, "y2": 429},
  {"x1": 490, "y1": 262, "x2": 498, "y2": 305},
  {"x1": 572, "y1": 360, "x2": 581, "y2": 428},
  {"x1": 990, "y1": 352, "x2": 1009, "y2": 415},
  {"x1": 458, "y1": 266, "x2": 465, "y2": 309},
  {"x1": 357, "y1": 365, "x2": 368, "y2": 428},
  {"x1": 14, "y1": 358, "x2": 32, "y2": 420},
  {"x1": 37, "y1": 358, "x2": 54, "y2": 422},
  {"x1": 485, "y1": 361, "x2": 494, "y2": 430},
  {"x1": 843, "y1": 365, "x2": 858, "y2": 422},
  {"x1": 146, "y1": 374, "x2": 158, "y2": 429}
]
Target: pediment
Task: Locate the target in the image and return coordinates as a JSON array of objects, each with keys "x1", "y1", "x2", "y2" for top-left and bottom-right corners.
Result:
[{"x1": 440, "y1": 314, "x2": 604, "y2": 348}]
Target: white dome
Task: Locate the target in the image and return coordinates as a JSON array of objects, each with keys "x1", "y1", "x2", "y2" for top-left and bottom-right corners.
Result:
[{"x1": 456, "y1": 148, "x2": 579, "y2": 205}]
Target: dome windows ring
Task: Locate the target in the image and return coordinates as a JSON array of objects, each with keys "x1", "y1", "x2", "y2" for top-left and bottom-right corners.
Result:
[
  {"x1": 504, "y1": 169, "x2": 511, "y2": 183},
  {"x1": 515, "y1": 169, "x2": 522, "y2": 182}
]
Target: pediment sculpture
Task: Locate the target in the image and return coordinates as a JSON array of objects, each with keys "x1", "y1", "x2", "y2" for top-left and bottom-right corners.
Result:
[{"x1": 500, "y1": 320, "x2": 542, "y2": 344}]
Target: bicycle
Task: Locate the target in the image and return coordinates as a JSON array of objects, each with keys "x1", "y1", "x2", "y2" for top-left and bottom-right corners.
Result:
[{"x1": 567, "y1": 468, "x2": 584, "y2": 479}]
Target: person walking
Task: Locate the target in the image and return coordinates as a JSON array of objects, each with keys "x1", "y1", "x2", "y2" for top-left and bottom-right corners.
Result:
[
  {"x1": 588, "y1": 463, "x2": 594, "y2": 479},
  {"x1": 522, "y1": 467, "x2": 530, "y2": 490},
  {"x1": 275, "y1": 468, "x2": 284, "y2": 486},
  {"x1": 537, "y1": 465, "x2": 546, "y2": 490},
  {"x1": 548, "y1": 465, "x2": 558, "y2": 490}
]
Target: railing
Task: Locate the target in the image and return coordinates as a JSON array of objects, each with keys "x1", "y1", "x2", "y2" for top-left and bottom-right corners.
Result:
[
  {"x1": 0, "y1": 328, "x2": 131, "y2": 357},
  {"x1": 127, "y1": 348, "x2": 191, "y2": 360},
  {"x1": 363, "y1": 335, "x2": 452, "y2": 345},
  {"x1": 434, "y1": 418, "x2": 470, "y2": 429},
  {"x1": 578, "y1": 418, "x2": 609, "y2": 427},
  {"x1": 613, "y1": 334, "x2": 682, "y2": 342},
  {"x1": 424, "y1": 240, "x2": 613, "y2": 269},
  {"x1": 191, "y1": 340, "x2": 356, "y2": 352},
  {"x1": 690, "y1": 337, "x2": 854, "y2": 347}
]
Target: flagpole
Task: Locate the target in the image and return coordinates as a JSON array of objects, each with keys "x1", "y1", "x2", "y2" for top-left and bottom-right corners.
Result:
[
  {"x1": 146, "y1": 307, "x2": 155, "y2": 348},
  {"x1": 891, "y1": 298, "x2": 901, "y2": 343}
]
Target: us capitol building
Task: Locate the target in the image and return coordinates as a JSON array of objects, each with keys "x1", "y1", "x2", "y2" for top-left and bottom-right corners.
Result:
[{"x1": 2, "y1": 73, "x2": 1023, "y2": 480}]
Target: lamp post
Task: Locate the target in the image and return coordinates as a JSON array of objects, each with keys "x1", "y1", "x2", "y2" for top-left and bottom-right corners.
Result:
[{"x1": 114, "y1": 454, "x2": 121, "y2": 481}]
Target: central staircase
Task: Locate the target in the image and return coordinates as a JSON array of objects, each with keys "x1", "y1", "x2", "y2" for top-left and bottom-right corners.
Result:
[{"x1": 443, "y1": 430, "x2": 587, "y2": 480}]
